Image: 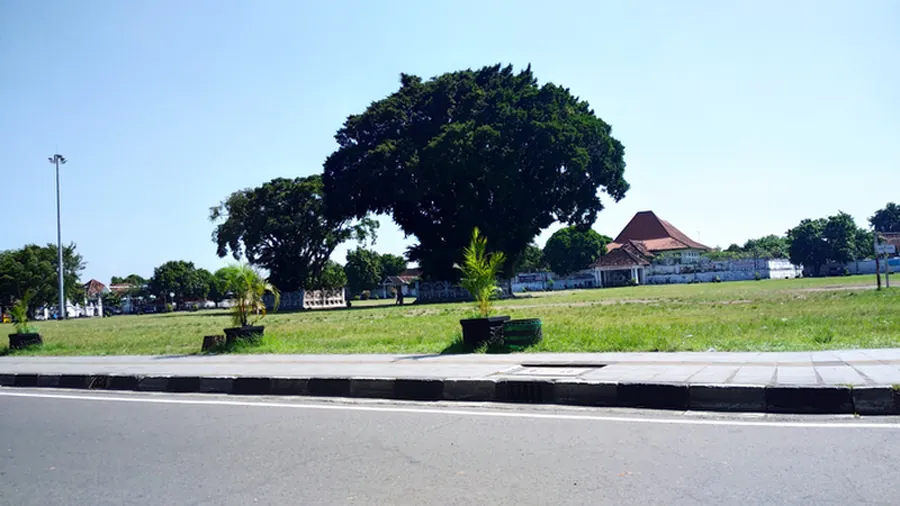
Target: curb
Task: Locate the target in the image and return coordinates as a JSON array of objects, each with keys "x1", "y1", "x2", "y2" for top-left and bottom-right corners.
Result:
[{"x1": 1, "y1": 373, "x2": 898, "y2": 415}]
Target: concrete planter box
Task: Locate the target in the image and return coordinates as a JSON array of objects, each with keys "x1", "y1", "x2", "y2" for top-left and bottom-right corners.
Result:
[
  {"x1": 460, "y1": 316, "x2": 509, "y2": 347},
  {"x1": 8, "y1": 333, "x2": 42, "y2": 350},
  {"x1": 224, "y1": 326, "x2": 265, "y2": 346}
]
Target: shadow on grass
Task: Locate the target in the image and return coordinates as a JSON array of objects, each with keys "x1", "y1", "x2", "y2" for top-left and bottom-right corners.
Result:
[
  {"x1": 439, "y1": 334, "x2": 535, "y2": 355},
  {"x1": 204, "y1": 335, "x2": 266, "y2": 355}
]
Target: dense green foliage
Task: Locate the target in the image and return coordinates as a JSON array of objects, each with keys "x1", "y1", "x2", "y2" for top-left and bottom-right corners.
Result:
[
  {"x1": 0, "y1": 243, "x2": 85, "y2": 312},
  {"x1": 324, "y1": 64, "x2": 628, "y2": 280},
  {"x1": 787, "y1": 212, "x2": 871, "y2": 276},
  {"x1": 515, "y1": 243, "x2": 548, "y2": 273},
  {"x1": 379, "y1": 253, "x2": 407, "y2": 278},
  {"x1": 543, "y1": 227, "x2": 610, "y2": 275},
  {"x1": 148, "y1": 260, "x2": 209, "y2": 304},
  {"x1": 870, "y1": 202, "x2": 900, "y2": 233},
  {"x1": 344, "y1": 248, "x2": 383, "y2": 295},
  {"x1": 211, "y1": 175, "x2": 376, "y2": 291}
]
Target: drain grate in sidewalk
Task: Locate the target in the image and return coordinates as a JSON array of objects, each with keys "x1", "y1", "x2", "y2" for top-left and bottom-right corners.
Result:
[{"x1": 496, "y1": 363, "x2": 607, "y2": 378}]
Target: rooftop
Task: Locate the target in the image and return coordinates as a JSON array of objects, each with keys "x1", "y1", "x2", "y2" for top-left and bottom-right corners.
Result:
[{"x1": 609, "y1": 211, "x2": 710, "y2": 253}]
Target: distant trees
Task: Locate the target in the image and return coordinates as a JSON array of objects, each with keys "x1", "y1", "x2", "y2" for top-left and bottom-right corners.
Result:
[
  {"x1": 323, "y1": 64, "x2": 629, "y2": 281},
  {"x1": 316, "y1": 260, "x2": 348, "y2": 290},
  {"x1": 786, "y1": 211, "x2": 871, "y2": 276},
  {"x1": 0, "y1": 243, "x2": 85, "y2": 313},
  {"x1": 148, "y1": 261, "x2": 209, "y2": 304},
  {"x1": 110, "y1": 274, "x2": 147, "y2": 286},
  {"x1": 210, "y1": 175, "x2": 376, "y2": 291},
  {"x1": 344, "y1": 248, "x2": 383, "y2": 295},
  {"x1": 870, "y1": 202, "x2": 900, "y2": 233},
  {"x1": 343, "y1": 248, "x2": 409, "y2": 295},
  {"x1": 515, "y1": 244, "x2": 548, "y2": 274},
  {"x1": 379, "y1": 254, "x2": 407, "y2": 278},
  {"x1": 542, "y1": 227, "x2": 611, "y2": 276}
]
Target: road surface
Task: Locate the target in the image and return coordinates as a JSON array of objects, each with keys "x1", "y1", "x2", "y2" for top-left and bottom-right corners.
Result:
[{"x1": 1, "y1": 389, "x2": 899, "y2": 505}]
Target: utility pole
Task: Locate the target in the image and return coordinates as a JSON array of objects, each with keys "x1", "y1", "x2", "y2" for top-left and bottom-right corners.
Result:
[
  {"x1": 874, "y1": 231, "x2": 882, "y2": 290},
  {"x1": 49, "y1": 154, "x2": 67, "y2": 318}
]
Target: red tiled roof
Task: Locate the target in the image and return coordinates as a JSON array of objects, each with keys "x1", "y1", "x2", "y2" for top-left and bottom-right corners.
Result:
[
  {"x1": 82, "y1": 279, "x2": 107, "y2": 297},
  {"x1": 383, "y1": 269, "x2": 421, "y2": 286},
  {"x1": 592, "y1": 243, "x2": 651, "y2": 269},
  {"x1": 881, "y1": 233, "x2": 900, "y2": 251},
  {"x1": 612, "y1": 211, "x2": 710, "y2": 252}
]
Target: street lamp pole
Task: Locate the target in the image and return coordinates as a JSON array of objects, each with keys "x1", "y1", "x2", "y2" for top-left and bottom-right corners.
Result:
[{"x1": 49, "y1": 154, "x2": 67, "y2": 319}]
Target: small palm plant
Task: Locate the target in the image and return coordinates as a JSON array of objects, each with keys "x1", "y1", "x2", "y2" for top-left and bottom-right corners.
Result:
[
  {"x1": 456, "y1": 228, "x2": 506, "y2": 318},
  {"x1": 10, "y1": 294, "x2": 36, "y2": 334},
  {"x1": 220, "y1": 264, "x2": 280, "y2": 327}
]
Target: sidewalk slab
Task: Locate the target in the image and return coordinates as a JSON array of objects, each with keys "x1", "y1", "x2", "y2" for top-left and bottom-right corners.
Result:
[{"x1": 3, "y1": 350, "x2": 900, "y2": 414}]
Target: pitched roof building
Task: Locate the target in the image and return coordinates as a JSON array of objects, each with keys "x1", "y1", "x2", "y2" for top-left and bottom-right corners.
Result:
[
  {"x1": 608, "y1": 211, "x2": 710, "y2": 254},
  {"x1": 589, "y1": 211, "x2": 710, "y2": 287}
]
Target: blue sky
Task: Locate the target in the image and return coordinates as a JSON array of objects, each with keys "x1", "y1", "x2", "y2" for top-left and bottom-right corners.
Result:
[{"x1": 1, "y1": 0, "x2": 898, "y2": 284}]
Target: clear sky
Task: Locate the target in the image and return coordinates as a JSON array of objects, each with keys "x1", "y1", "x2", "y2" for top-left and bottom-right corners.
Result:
[{"x1": 1, "y1": 0, "x2": 898, "y2": 285}]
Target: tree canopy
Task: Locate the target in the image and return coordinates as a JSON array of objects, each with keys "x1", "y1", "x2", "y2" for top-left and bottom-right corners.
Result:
[
  {"x1": 148, "y1": 260, "x2": 209, "y2": 303},
  {"x1": 0, "y1": 243, "x2": 85, "y2": 312},
  {"x1": 315, "y1": 260, "x2": 347, "y2": 291},
  {"x1": 344, "y1": 248, "x2": 384, "y2": 295},
  {"x1": 786, "y1": 212, "x2": 870, "y2": 276},
  {"x1": 870, "y1": 202, "x2": 900, "y2": 233},
  {"x1": 111, "y1": 274, "x2": 147, "y2": 286},
  {"x1": 543, "y1": 227, "x2": 610, "y2": 275},
  {"x1": 379, "y1": 253, "x2": 407, "y2": 278},
  {"x1": 211, "y1": 175, "x2": 376, "y2": 291},
  {"x1": 515, "y1": 243, "x2": 547, "y2": 273},
  {"x1": 323, "y1": 64, "x2": 628, "y2": 280}
]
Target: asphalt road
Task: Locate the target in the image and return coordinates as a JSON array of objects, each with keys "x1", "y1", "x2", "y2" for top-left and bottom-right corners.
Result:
[{"x1": 1, "y1": 390, "x2": 899, "y2": 505}]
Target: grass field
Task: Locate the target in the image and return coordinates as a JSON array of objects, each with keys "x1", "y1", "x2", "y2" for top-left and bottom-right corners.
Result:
[{"x1": 2, "y1": 275, "x2": 898, "y2": 356}]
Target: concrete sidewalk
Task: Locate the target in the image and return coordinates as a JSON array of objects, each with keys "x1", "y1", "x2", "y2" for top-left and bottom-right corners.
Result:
[{"x1": 2, "y1": 349, "x2": 900, "y2": 414}]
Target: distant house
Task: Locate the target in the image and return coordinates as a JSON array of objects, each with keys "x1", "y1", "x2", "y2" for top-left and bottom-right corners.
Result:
[
  {"x1": 380, "y1": 268, "x2": 421, "y2": 298},
  {"x1": 592, "y1": 211, "x2": 710, "y2": 286}
]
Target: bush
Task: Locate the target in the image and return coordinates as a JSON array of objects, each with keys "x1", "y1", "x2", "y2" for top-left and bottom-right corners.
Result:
[
  {"x1": 352, "y1": 295, "x2": 361, "y2": 301},
  {"x1": 712, "y1": 275, "x2": 722, "y2": 283},
  {"x1": 627, "y1": 277, "x2": 639, "y2": 287},
  {"x1": 164, "y1": 303, "x2": 174, "y2": 313},
  {"x1": 843, "y1": 268, "x2": 851, "y2": 277},
  {"x1": 360, "y1": 290, "x2": 370, "y2": 300},
  {"x1": 754, "y1": 271, "x2": 761, "y2": 281}
]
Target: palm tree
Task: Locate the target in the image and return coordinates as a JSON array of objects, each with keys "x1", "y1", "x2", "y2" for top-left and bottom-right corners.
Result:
[
  {"x1": 219, "y1": 264, "x2": 280, "y2": 328},
  {"x1": 456, "y1": 228, "x2": 506, "y2": 318}
]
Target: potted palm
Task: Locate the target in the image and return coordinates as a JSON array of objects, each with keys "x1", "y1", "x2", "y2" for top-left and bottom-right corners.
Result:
[
  {"x1": 8, "y1": 294, "x2": 42, "y2": 350},
  {"x1": 220, "y1": 264, "x2": 280, "y2": 345},
  {"x1": 456, "y1": 228, "x2": 509, "y2": 346}
]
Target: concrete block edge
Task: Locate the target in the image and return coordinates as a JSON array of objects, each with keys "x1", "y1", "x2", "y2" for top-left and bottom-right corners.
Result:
[{"x1": 1, "y1": 374, "x2": 898, "y2": 415}]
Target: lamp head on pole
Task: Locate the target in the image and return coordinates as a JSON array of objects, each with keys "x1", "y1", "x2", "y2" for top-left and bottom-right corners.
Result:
[{"x1": 48, "y1": 154, "x2": 67, "y2": 164}]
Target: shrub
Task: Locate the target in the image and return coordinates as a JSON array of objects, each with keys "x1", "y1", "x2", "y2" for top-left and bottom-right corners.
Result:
[
  {"x1": 10, "y1": 294, "x2": 38, "y2": 334},
  {"x1": 628, "y1": 277, "x2": 639, "y2": 287},
  {"x1": 712, "y1": 275, "x2": 722, "y2": 283},
  {"x1": 456, "y1": 228, "x2": 506, "y2": 318},
  {"x1": 754, "y1": 271, "x2": 761, "y2": 281},
  {"x1": 843, "y1": 268, "x2": 851, "y2": 277},
  {"x1": 219, "y1": 264, "x2": 280, "y2": 327},
  {"x1": 360, "y1": 290, "x2": 370, "y2": 300}
]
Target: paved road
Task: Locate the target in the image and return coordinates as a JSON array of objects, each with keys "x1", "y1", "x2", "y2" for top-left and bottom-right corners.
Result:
[{"x1": 2, "y1": 389, "x2": 899, "y2": 505}]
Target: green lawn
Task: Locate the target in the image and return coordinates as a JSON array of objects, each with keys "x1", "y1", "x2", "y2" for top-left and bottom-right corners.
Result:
[{"x1": 3, "y1": 275, "x2": 898, "y2": 356}]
